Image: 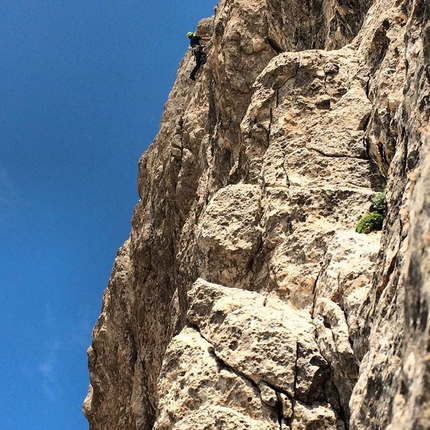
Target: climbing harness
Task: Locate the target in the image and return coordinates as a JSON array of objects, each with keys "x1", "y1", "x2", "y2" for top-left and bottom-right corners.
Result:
[{"x1": 191, "y1": 45, "x2": 207, "y2": 64}]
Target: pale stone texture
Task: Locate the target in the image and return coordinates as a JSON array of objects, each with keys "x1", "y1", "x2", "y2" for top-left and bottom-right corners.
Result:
[
  {"x1": 195, "y1": 184, "x2": 263, "y2": 288},
  {"x1": 390, "y1": 133, "x2": 430, "y2": 430},
  {"x1": 154, "y1": 279, "x2": 345, "y2": 430},
  {"x1": 153, "y1": 326, "x2": 280, "y2": 430},
  {"x1": 84, "y1": 0, "x2": 430, "y2": 428},
  {"x1": 348, "y1": 0, "x2": 430, "y2": 428},
  {"x1": 240, "y1": 47, "x2": 383, "y2": 310}
]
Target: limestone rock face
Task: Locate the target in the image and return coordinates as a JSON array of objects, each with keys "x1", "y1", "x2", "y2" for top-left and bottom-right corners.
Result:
[
  {"x1": 195, "y1": 184, "x2": 263, "y2": 288},
  {"x1": 84, "y1": 0, "x2": 430, "y2": 429},
  {"x1": 155, "y1": 279, "x2": 345, "y2": 430}
]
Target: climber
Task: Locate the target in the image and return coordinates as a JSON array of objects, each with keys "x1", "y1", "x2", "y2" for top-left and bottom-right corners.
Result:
[{"x1": 187, "y1": 32, "x2": 210, "y2": 81}]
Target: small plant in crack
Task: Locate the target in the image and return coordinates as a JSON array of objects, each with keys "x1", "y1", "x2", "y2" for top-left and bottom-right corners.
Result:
[
  {"x1": 356, "y1": 191, "x2": 386, "y2": 234},
  {"x1": 371, "y1": 190, "x2": 386, "y2": 215},
  {"x1": 356, "y1": 212, "x2": 384, "y2": 233}
]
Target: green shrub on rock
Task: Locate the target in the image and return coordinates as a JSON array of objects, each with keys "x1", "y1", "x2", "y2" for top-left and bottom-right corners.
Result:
[
  {"x1": 356, "y1": 191, "x2": 386, "y2": 234},
  {"x1": 356, "y1": 211, "x2": 384, "y2": 234},
  {"x1": 372, "y1": 191, "x2": 386, "y2": 215}
]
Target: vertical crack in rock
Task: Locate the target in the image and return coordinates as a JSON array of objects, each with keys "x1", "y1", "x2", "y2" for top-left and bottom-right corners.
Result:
[
  {"x1": 311, "y1": 272, "x2": 320, "y2": 319},
  {"x1": 328, "y1": 364, "x2": 348, "y2": 429},
  {"x1": 268, "y1": 107, "x2": 273, "y2": 148},
  {"x1": 360, "y1": 112, "x2": 372, "y2": 133},
  {"x1": 187, "y1": 320, "x2": 286, "y2": 428},
  {"x1": 291, "y1": 342, "x2": 299, "y2": 424},
  {"x1": 313, "y1": 317, "x2": 350, "y2": 429},
  {"x1": 275, "y1": 391, "x2": 284, "y2": 430},
  {"x1": 363, "y1": 135, "x2": 371, "y2": 160},
  {"x1": 248, "y1": 234, "x2": 264, "y2": 277},
  {"x1": 188, "y1": 321, "x2": 261, "y2": 392}
]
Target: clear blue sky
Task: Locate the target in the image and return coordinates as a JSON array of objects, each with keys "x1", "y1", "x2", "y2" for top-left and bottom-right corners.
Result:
[{"x1": 0, "y1": 1, "x2": 216, "y2": 429}]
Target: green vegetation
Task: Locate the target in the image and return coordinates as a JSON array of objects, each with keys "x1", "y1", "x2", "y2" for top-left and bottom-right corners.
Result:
[
  {"x1": 371, "y1": 191, "x2": 386, "y2": 215},
  {"x1": 356, "y1": 191, "x2": 386, "y2": 234},
  {"x1": 356, "y1": 212, "x2": 384, "y2": 233}
]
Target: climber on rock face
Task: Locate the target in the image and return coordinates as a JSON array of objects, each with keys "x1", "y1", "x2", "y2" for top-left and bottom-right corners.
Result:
[{"x1": 187, "y1": 32, "x2": 210, "y2": 81}]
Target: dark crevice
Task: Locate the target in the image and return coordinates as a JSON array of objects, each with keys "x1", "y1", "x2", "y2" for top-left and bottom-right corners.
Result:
[
  {"x1": 310, "y1": 146, "x2": 368, "y2": 160},
  {"x1": 277, "y1": 63, "x2": 300, "y2": 93},
  {"x1": 266, "y1": 37, "x2": 284, "y2": 54},
  {"x1": 366, "y1": 76, "x2": 372, "y2": 99},
  {"x1": 268, "y1": 107, "x2": 273, "y2": 147},
  {"x1": 312, "y1": 314, "x2": 350, "y2": 428},
  {"x1": 207, "y1": 332, "x2": 293, "y2": 428},
  {"x1": 311, "y1": 272, "x2": 320, "y2": 318},
  {"x1": 262, "y1": 14, "x2": 284, "y2": 57},
  {"x1": 377, "y1": 141, "x2": 389, "y2": 168},
  {"x1": 328, "y1": 367, "x2": 348, "y2": 428},
  {"x1": 367, "y1": 25, "x2": 390, "y2": 73},
  {"x1": 188, "y1": 321, "x2": 296, "y2": 427},
  {"x1": 127, "y1": 330, "x2": 138, "y2": 365},
  {"x1": 187, "y1": 322, "x2": 261, "y2": 391},
  {"x1": 364, "y1": 137, "x2": 371, "y2": 159},
  {"x1": 178, "y1": 115, "x2": 184, "y2": 137},
  {"x1": 360, "y1": 112, "x2": 372, "y2": 132},
  {"x1": 248, "y1": 234, "x2": 264, "y2": 276},
  {"x1": 282, "y1": 150, "x2": 291, "y2": 188},
  {"x1": 290, "y1": 342, "x2": 299, "y2": 424},
  {"x1": 276, "y1": 391, "x2": 283, "y2": 429},
  {"x1": 401, "y1": 124, "x2": 409, "y2": 178},
  {"x1": 260, "y1": 383, "x2": 290, "y2": 405}
]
